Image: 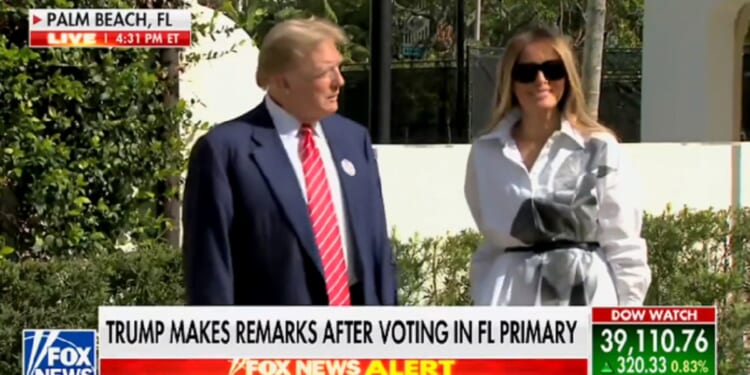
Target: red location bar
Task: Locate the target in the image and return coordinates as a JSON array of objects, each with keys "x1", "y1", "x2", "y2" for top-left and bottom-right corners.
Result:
[{"x1": 29, "y1": 30, "x2": 191, "y2": 48}]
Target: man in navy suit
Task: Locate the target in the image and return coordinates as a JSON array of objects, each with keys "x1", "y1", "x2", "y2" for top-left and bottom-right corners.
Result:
[{"x1": 182, "y1": 17, "x2": 398, "y2": 306}]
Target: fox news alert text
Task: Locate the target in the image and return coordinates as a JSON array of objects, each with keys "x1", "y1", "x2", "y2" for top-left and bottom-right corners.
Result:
[
  {"x1": 96, "y1": 306, "x2": 591, "y2": 375},
  {"x1": 28, "y1": 9, "x2": 191, "y2": 48}
]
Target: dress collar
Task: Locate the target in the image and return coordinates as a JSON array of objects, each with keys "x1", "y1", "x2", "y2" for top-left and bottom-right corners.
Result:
[{"x1": 478, "y1": 107, "x2": 585, "y2": 148}]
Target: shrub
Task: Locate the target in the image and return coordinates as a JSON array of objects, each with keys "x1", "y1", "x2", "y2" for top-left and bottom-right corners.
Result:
[
  {"x1": 0, "y1": 242, "x2": 184, "y2": 375},
  {"x1": 1, "y1": 207, "x2": 748, "y2": 374},
  {"x1": 643, "y1": 207, "x2": 750, "y2": 375},
  {"x1": 0, "y1": 0, "x2": 203, "y2": 259}
]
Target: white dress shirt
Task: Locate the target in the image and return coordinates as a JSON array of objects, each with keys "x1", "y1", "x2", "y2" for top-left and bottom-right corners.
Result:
[
  {"x1": 464, "y1": 108, "x2": 651, "y2": 306},
  {"x1": 265, "y1": 96, "x2": 357, "y2": 284}
]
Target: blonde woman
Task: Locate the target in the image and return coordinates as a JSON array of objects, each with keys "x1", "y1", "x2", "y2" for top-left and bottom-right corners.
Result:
[{"x1": 464, "y1": 27, "x2": 651, "y2": 306}]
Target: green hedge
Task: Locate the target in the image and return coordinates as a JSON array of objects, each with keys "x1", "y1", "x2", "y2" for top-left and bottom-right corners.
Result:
[
  {"x1": 0, "y1": 1, "x2": 211, "y2": 259},
  {"x1": 1, "y1": 207, "x2": 749, "y2": 374}
]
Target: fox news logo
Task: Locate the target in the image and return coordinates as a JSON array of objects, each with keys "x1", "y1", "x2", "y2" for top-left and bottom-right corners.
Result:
[{"x1": 23, "y1": 330, "x2": 96, "y2": 375}]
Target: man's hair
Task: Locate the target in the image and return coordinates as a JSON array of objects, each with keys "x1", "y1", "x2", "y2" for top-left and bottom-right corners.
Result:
[{"x1": 256, "y1": 17, "x2": 347, "y2": 88}]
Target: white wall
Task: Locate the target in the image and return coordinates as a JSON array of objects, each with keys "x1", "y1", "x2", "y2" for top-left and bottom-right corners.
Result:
[
  {"x1": 375, "y1": 143, "x2": 750, "y2": 237},
  {"x1": 180, "y1": 3, "x2": 266, "y2": 149}
]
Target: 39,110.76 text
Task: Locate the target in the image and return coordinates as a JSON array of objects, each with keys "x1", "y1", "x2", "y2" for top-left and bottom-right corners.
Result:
[{"x1": 600, "y1": 327, "x2": 710, "y2": 354}]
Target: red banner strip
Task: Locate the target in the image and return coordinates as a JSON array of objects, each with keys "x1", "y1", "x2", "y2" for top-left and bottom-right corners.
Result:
[
  {"x1": 28, "y1": 30, "x2": 191, "y2": 48},
  {"x1": 100, "y1": 358, "x2": 587, "y2": 375},
  {"x1": 592, "y1": 306, "x2": 716, "y2": 323}
]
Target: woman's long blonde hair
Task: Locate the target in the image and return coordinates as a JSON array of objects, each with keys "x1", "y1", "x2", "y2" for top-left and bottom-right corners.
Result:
[{"x1": 482, "y1": 26, "x2": 613, "y2": 137}]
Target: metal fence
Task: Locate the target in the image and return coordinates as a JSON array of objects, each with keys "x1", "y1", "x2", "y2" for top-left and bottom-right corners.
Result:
[
  {"x1": 338, "y1": 48, "x2": 750, "y2": 144},
  {"x1": 338, "y1": 60, "x2": 461, "y2": 144},
  {"x1": 338, "y1": 49, "x2": 644, "y2": 144}
]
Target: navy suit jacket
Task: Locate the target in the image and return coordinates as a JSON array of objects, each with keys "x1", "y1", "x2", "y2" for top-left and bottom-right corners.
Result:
[{"x1": 182, "y1": 102, "x2": 398, "y2": 305}]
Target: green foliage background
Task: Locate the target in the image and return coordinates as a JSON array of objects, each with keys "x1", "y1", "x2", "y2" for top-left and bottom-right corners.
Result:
[
  {"x1": 0, "y1": 0, "x2": 199, "y2": 259},
  {"x1": 208, "y1": 0, "x2": 645, "y2": 64}
]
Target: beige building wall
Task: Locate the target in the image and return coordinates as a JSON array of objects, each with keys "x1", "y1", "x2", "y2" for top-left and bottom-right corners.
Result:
[{"x1": 642, "y1": 0, "x2": 749, "y2": 142}]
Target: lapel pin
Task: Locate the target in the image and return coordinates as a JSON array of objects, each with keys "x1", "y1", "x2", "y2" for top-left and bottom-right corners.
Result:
[{"x1": 341, "y1": 159, "x2": 356, "y2": 176}]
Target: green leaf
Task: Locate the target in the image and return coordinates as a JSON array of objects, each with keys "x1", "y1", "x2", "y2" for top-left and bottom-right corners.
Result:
[
  {"x1": 74, "y1": 197, "x2": 91, "y2": 206},
  {"x1": 0, "y1": 246, "x2": 14, "y2": 256}
]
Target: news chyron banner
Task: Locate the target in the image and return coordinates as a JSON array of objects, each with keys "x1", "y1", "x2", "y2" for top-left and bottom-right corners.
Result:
[
  {"x1": 21, "y1": 306, "x2": 719, "y2": 375},
  {"x1": 28, "y1": 8, "x2": 191, "y2": 48},
  {"x1": 97, "y1": 307, "x2": 590, "y2": 375}
]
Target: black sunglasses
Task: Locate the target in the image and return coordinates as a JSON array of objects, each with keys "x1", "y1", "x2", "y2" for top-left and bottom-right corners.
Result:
[{"x1": 511, "y1": 60, "x2": 567, "y2": 83}]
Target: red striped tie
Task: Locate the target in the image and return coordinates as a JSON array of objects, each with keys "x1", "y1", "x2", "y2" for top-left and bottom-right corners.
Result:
[{"x1": 299, "y1": 124, "x2": 351, "y2": 306}]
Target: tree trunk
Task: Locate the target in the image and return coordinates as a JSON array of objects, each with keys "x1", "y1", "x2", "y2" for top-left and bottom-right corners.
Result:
[
  {"x1": 581, "y1": 0, "x2": 606, "y2": 119},
  {"x1": 161, "y1": 47, "x2": 181, "y2": 249},
  {"x1": 159, "y1": 0, "x2": 182, "y2": 249}
]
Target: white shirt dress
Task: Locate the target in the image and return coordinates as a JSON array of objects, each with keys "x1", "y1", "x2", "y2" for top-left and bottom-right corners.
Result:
[{"x1": 464, "y1": 109, "x2": 652, "y2": 306}]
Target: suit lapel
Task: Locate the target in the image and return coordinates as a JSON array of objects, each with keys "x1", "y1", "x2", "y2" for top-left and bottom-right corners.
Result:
[
  {"x1": 321, "y1": 118, "x2": 371, "y2": 274},
  {"x1": 246, "y1": 105, "x2": 323, "y2": 276}
]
